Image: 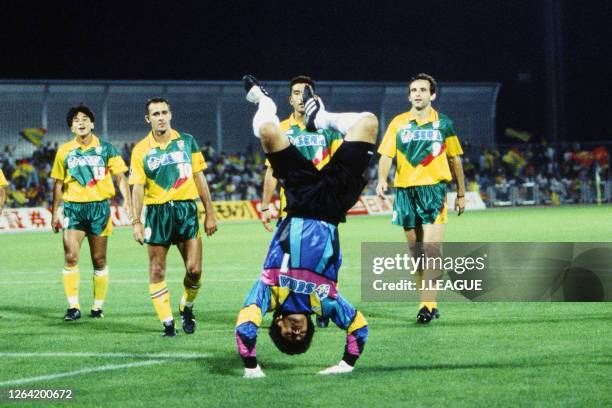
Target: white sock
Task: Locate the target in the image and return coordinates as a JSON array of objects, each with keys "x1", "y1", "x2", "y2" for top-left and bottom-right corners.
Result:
[
  {"x1": 93, "y1": 267, "x2": 109, "y2": 277},
  {"x1": 315, "y1": 111, "x2": 371, "y2": 135},
  {"x1": 252, "y1": 95, "x2": 279, "y2": 138}
]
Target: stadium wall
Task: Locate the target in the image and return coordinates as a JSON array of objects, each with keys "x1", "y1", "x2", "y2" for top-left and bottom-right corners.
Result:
[
  {"x1": 0, "y1": 79, "x2": 500, "y2": 158},
  {"x1": 0, "y1": 193, "x2": 485, "y2": 233}
]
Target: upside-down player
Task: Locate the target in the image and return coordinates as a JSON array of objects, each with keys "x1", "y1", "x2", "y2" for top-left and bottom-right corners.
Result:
[
  {"x1": 236, "y1": 75, "x2": 377, "y2": 378},
  {"x1": 50, "y1": 105, "x2": 132, "y2": 321},
  {"x1": 260, "y1": 75, "x2": 343, "y2": 329}
]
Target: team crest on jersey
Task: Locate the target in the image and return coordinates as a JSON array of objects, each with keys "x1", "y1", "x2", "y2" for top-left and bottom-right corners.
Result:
[
  {"x1": 433, "y1": 121, "x2": 440, "y2": 129},
  {"x1": 177, "y1": 140, "x2": 185, "y2": 150},
  {"x1": 95, "y1": 146, "x2": 102, "y2": 155},
  {"x1": 315, "y1": 284, "x2": 331, "y2": 299},
  {"x1": 147, "y1": 156, "x2": 161, "y2": 171}
]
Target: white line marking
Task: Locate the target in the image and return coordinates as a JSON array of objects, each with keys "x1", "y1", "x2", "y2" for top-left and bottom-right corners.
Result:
[
  {"x1": 0, "y1": 277, "x2": 361, "y2": 285},
  {"x1": 0, "y1": 266, "x2": 363, "y2": 275},
  {"x1": 0, "y1": 360, "x2": 165, "y2": 387},
  {"x1": 0, "y1": 352, "x2": 213, "y2": 359}
]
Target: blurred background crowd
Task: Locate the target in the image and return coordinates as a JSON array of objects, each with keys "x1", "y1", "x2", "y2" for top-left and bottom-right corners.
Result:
[{"x1": 1, "y1": 138, "x2": 609, "y2": 209}]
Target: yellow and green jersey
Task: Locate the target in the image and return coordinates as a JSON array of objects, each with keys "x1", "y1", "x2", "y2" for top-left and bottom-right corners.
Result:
[
  {"x1": 0, "y1": 169, "x2": 8, "y2": 187},
  {"x1": 50, "y1": 135, "x2": 128, "y2": 202},
  {"x1": 378, "y1": 108, "x2": 463, "y2": 187},
  {"x1": 267, "y1": 114, "x2": 344, "y2": 216},
  {"x1": 129, "y1": 130, "x2": 206, "y2": 205}
]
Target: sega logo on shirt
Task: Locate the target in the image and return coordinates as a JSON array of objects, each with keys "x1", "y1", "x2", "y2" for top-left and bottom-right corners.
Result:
[
  {"x1": 400, "y1": 129, "x2": 442, "y2": 144},
  {"x1": 288, "y1": 133, "x2": 326, "y2": 147},
  {"x1": 160, "y1": 151, "x2": 190, "y2": 165},
  {"x1": 67, "y1": 155, "x2": 104, "y2": 169},
  {"x1": 147, "y1": 151, "x2": 190, "y2": 171}
]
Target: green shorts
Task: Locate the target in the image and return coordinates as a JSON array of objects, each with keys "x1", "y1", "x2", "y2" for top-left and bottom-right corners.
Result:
[
  {"x1": 144, "y1": 200, "x2": 200, "y2": 246},
  {"x1": 63, "y1": 200, "x2": 112, "y2": 236},
  {"x1": 393, "y1": 184, "x2": 448, "y2": 228}
]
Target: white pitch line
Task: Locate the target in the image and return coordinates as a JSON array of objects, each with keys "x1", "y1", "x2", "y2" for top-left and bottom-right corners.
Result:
[
  {"x1": 0, "y1": 266, "x2": 363, "y2": 276},
  {"x1": 0, "y1": 352, "x2": 213, "y2": 359},
  {"x1": 0, "y1": 277, "x2": 361, "y2": 285},
  {"x1": 0, "y1": 360, "x2": 165, "y2": 387}
]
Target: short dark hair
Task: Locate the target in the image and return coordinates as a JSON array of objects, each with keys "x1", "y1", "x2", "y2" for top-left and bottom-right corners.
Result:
[
  {"x1": 268, "y1": 311, "x2": 315, "y2": 355},
  {"x1": 409, "y1": 73, "x2": 437, "y2": 95},
  {"x1": 66, "y1": 104, "x2": 95, "y2": 128},
  {"x1": 145, "y1": 97, "x2": 171, "y2": 114},
  {"x1": 289, "y1": 75, "x2": 315, "y2": 94}
]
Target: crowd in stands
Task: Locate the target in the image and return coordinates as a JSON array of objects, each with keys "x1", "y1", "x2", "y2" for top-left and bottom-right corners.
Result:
[
  {"x1": 0, "y1": 139, "x2": 609, "y2": 209},
  {"x1": 459, "y1": 141, "x2": 610, "y2": 204}
]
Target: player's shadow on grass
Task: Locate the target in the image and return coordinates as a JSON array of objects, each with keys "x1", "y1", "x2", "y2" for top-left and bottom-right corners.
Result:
[
  {"x1": 361, "y1": 359, "x2": 600, "y2": 373},
  {"x1": 0, "y1": 305, "x2": 156, "y2": 334},
  {"x1": 431, "y1": 314, "x2": 609, "y2": 328},
  {"x1": 369, "y1": 314, "x2": 609, "y2": 329},
  {"x1": 204, "y1": 353, "x2": 298, "y2": 377}
]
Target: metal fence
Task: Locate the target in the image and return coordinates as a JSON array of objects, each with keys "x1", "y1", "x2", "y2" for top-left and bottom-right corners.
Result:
[
  {"x1": 0, "y1": 80, "x2": 500, "y2": 157},
  {"x1": 488, "y1": 180, "x2": 612, "y2": 205}
]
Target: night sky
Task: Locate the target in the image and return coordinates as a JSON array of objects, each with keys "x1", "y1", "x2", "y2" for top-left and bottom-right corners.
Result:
[{"x1": 3, "y1": 0, "x2": 611, "y2": 142}]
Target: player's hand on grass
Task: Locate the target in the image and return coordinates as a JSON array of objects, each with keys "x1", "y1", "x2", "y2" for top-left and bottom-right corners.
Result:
[
  {"x1": 455, "y1": 195, "x2": 465, "y2": 215},
  {"x1": 260, "y1": 204, "x2": 274, "y2": 232},
  {"x1": 243, "y1": 365, "x2": 266, "y2": 379},
  {"x1": 133, "y1": 221, "x2": 144, "y2": 245},
  {"x1": 318, "y1": 360, "x2": 354, "y2": 375},
  {"x1": 204, "y1": 213, "x2": 218, "y2": 236},
  {"x1": 376, "y1": 180, "x2": 388, "y2": 200}
]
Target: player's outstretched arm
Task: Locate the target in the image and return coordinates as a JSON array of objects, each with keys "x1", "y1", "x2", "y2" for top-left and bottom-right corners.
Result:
[
  {"x1": 236, "y1": 281, "x2": 272, "y2": 378},
  {"x1": 376, "y1": 155, "x2": 393, "y2": 199},
  {"x1": 448, "y1": 155, "x2": 466, "y2": 215},
  {"x1": 319, "y1": 296, "x2": 369, "y2": 375},
  {"x1": 193, "y1": 171, "x2": 217, "y2": 237},
  {"x1": 260, "y1": 166, "x2": 278, "y2": 232},
  {"x1": 51, "y1": 179, "x2": 64, "y2": 233}
]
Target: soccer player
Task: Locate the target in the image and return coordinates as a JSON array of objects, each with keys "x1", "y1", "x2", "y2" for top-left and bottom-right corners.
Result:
[
  {"x1": 130, "y1": 97, "x2": 217, "y2": 337},
  {"x1": 376, "y1": 73, "x2": 466, "y2": 324},
  {"x1": 0, "y1": 169, "x2": 8, "y2": 210},
  {"x1": 50, "y1": 105, "x2": 132, "y2": 321},
  {"x1": 236, "y1": 75, "x2": 377, "y2": 378},
  {"x1": 260, "y1": 75, "x2": 343, "y2": 329}
]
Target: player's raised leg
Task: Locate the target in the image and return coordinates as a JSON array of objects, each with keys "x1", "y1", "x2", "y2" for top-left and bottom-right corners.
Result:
[
  {"x1": 87, "y1": 234, "x2": 109, "y2": 318},
  {"x1": 176, "y1": 238, "x2": 202, "y2": 334},
  {"x1": 147, "y1": 244, "x2": 176, "y2": 336},
  {"x1": 62, "y1": 229, "x2": 86, "y2": 321},
  {"x1": 303, "y1": 85, "x2": 377, "y2": 145},
  {"x1": 243, "y1": 75, "x2": 290, "y2": 153}
]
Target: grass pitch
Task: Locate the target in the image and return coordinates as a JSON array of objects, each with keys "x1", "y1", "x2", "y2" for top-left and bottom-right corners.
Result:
[{"x1": 0, "y1": 205, "x2": 611, "y2": 407}]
